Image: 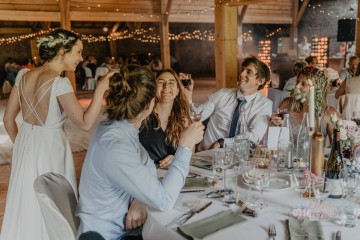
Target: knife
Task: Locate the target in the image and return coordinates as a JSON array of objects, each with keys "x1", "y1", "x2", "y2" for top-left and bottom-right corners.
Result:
[
  {"x1": 335, "y1": 230, "x2": 341, "y2": 240},
  {"x1": 178, "y1": 201, "x2": 212, "y2": 225}
]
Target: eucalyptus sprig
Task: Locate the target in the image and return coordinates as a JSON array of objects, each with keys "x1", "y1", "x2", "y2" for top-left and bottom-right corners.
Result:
[
  {"x1": 313, "y1": 70, "x2": 330, "y2": 118},
  {"x1": 290, "y1": 87, "x2": 308, "y2": 103}
]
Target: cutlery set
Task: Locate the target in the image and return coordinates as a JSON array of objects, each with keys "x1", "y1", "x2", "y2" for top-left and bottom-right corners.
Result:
[{"x1": 166, "y1": 201, "x2": 212, "y2": 227}]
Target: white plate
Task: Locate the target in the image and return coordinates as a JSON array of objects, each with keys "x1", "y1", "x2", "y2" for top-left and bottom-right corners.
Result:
[{"x1": 240, "y1": 173, "x2": 292, "y2": 191}]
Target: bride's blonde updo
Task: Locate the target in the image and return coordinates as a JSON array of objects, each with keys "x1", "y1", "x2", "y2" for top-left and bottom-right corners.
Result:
[{"x1": 106, "y1": 65, "x2": 156, "y2": 121}]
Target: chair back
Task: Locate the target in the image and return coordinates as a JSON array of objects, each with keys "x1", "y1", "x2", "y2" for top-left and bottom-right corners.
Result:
[
  {"x1": 34, "y1": 172, "x2": 79, "y2": 240},
  {"x1": 337, "y1": 94, "x2": 360, "y2": 120}
]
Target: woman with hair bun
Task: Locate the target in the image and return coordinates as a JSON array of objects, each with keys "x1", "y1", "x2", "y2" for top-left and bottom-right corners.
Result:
[
  {"x1": 1, "y1": 28, "x2": 113, "y2": 239},
  {"x1": 76, "y1": 65, "x2": 204, "y2": 239}
]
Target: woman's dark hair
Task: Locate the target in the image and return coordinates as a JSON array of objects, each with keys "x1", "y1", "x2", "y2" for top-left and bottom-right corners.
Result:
[
  {"x1": 38, "y1": 28, "x2": 79, "y2": 62},
  {"x1": 106, "y1": 65, "x2": 156, "y2": 121},
  {"x1": 152, "y1": 69, "x2": 191, "y2": 147}
]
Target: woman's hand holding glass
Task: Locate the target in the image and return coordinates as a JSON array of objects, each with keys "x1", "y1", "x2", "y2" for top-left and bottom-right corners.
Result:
[
  {"x1": 270, "y1": 109, "x2": 286, "y2": 126},
  {"x1": 178, "y1": 121, "x2": 204, "y2": 150}
]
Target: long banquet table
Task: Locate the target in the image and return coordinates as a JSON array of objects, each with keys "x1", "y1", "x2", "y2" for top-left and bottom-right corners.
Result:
[{"x1": 143, "y1": 150, "x2": 360, "y2": 240}]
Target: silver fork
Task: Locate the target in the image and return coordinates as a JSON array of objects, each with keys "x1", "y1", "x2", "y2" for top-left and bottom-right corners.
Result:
[{"x1": 268, "y1": 223, "x2": 276, "y2": 240}]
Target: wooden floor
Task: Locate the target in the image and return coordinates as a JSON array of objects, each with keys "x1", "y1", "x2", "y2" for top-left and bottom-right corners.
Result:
[{"x1": 0, "y1": 78, "x2": 216, "y2": 228}]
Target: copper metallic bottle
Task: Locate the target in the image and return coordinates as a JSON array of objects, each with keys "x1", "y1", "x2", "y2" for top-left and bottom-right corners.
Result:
[{"x1": 310, "y1": 117, "x2": 325, "y2": 176}]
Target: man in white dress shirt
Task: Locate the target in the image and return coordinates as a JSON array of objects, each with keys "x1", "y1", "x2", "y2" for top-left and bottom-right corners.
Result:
[{"x1": 187, "y1": 57, "x2": 273, "y2": 150}]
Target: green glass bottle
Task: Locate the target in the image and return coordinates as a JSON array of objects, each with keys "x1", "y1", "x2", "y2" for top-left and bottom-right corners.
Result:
[{"x1": 325, "y1": 129, "x2": 344, "y2": 199}]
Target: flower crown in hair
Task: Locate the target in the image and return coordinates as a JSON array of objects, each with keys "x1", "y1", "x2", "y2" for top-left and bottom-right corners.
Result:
[{"x1": 36, "y1": 33, "x2": 75, "y2": 48}]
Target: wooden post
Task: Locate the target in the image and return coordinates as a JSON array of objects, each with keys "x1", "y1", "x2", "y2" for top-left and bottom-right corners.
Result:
[
  {"x1": 59, "y1": 0, "x2": 76, "y2": 91},
  {"x1": 237, "y1": 6, "x2": 248, "y2": 62},
  {"x1": 215, "y1": 1, "x2": 238, "y2": 89},
  {"x1": 160, "y1": 0, "x2": 172, "y2": 69},
  {"x1": 289, "y1": 0, "x2": 298, "y2": 50},
  {"x1": 356, "y1": 0, "x2": 360, "y2": 56}
]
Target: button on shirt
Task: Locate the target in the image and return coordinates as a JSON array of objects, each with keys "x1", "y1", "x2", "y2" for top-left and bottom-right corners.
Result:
[
  {"x1": 76, "y1": 120, "x2": 192, "y2": 240},
  {"x1": 197, "y1": 88, "x2": 272, "y2": 150}
]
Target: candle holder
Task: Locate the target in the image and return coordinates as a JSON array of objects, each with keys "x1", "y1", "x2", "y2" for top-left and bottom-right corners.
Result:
[{"x1": 310, "y1": 117, "x2": 325, "y2": 177}]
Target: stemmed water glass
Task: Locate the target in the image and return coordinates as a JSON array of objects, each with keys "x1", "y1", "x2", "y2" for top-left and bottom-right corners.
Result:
[
  {"x1": 241, "y1": 164, "x2": 270, "y2": 209},
  {"x1": 254, "y1": 169, "x2": 270, "y2": 209}
]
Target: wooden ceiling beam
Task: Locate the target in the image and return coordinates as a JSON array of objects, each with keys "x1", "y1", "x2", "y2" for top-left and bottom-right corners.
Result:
[
  {"x1": 0, "y1": 27, "x2": 31, "y2": 34},
  {"x1": 296, "y1": 0, "x2": 309, "y2": 26},
  {"x1": 0, "y1": 10, "x2": 60, "y2": 21}
]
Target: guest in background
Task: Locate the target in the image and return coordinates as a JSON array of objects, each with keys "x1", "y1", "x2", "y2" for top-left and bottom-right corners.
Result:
[
  {"x1": 283, "y1": 61, "x2": 308, "y2": 92},
  {"x1": 187, "y1": 56, "x2": 272, "y2": 150},
  {"x1": 339, "y1": 55, "x2": 359, "y2": 82},
  {"x1": 20, "y1": 58, "x2": 34, "y2": 69},
  {"x1": 271, "y1": 67, "x2": 338, "y2": 143},
  {"x1": 305, "y1": 56, "x2": 319, "y2": 68},
  {"x1": 5, "y1": 58, "x2": 19, "y2": 86},
  {"x1": 139, "y1": 69, "x2": 191, "y2": 168},
  {"x1": 335, "y1": 62, "x2": 360, "y2": 99},
  {"x1": 76, "y1": 66, "x2": 204, "y2": 239},
  {"x1": 149, "y1": 55, "x2": 162, "y2": 75},
  {"x1": 298, "y1": 36, "x2": 311, "y2": 60}
]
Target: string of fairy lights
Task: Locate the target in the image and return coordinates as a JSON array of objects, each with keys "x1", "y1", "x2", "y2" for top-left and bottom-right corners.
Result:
[
  {"x1": 302, "y1": 0, "x2": 358, "y2": 22},
  {"x1": 0, "y1": 27, "x2": 257, "y2": 46}
]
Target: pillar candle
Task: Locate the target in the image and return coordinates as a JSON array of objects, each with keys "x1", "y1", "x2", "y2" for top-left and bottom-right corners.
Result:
[{"x1": 308, "y1": 85, "x2": 315, "y2": 128}]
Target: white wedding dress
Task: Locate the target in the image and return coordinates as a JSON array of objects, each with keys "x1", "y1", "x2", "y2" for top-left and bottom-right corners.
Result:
[{"x1": 1, "y1": 69, "x2": 77, "y2": 240}]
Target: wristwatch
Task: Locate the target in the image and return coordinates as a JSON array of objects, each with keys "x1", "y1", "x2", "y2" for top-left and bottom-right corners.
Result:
[{"x1": 217, "y1": 138, "x2": 224, "y2": 148}]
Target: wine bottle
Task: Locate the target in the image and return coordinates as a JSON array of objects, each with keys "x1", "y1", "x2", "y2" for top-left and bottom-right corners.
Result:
[{"x1": 325, "y1": 129, "x2": 344, "y2": 199}]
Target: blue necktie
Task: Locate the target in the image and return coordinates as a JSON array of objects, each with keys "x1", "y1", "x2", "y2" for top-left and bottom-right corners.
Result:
[{"x1": 229, "y1": 98, "x2": 247, "y2": 138}]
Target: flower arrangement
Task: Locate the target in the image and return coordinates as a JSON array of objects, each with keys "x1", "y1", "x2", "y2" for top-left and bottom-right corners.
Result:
[
  {"x1": 331, "y1": 114, "x2": 360, "y2": 174},
  {"x1": 36, "y1": 33, "x2": 75, "y2": 48},
  {"x1": 290, "y1": 87, "x2": 308, "y2": 103}
]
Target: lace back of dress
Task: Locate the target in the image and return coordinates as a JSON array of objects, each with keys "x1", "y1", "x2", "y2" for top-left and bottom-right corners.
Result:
[{"x1": 19, "y1": 73, "x2": 55, "y2": 126}]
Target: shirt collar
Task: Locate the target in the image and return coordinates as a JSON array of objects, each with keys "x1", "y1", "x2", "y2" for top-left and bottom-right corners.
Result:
[{"x1": 236, "y1": 90, "x2": 258, "y2": 102}]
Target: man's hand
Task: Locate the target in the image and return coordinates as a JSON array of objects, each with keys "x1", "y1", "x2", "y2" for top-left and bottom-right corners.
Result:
[
  {"x1": 209, "y1": 141, "x2": 221, "y2": 149},
  {"x1": 125, "y1": 199, "x2": 147, "y2": 230},
  {"x1": 158, "y1": 155, "x2": 174, "y2": 169}
]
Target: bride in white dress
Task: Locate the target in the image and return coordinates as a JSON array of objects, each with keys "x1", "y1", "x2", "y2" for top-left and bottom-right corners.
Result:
[{"x1": 1, "y1": 29, "x2": 113, "y2": 240}]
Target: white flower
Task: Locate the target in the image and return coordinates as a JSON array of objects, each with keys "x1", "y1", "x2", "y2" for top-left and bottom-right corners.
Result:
[
  {"x1": 340, "y1": 128, "x2": 348, "y2": 141},
  {"x1": 331, "y1": 113, "x2": 338, "y2": 125}
]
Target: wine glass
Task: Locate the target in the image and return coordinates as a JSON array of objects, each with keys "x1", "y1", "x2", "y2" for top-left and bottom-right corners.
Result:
[
  {"x1": 254, "y1": 169, "x2": 270, "y2": 209},
  {"x1": 313, "y1": 177, "x2": 332, "y2": 201},
  {"x1": 189, "y1": 103, "x2": 201, "y2": 122}
]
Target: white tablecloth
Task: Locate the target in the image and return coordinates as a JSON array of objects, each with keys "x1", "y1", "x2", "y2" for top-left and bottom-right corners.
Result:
[{"x1": 143, "y1": 150, "x2": 360, "y2": 240}]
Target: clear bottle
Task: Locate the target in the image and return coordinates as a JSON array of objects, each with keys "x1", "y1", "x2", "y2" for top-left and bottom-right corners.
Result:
[
  {"x1": 234, "y1": 110, "x2": 249, "y2": 167},
  {"x1": 295, "y1": 112, "x2": 310, "y2": 169},
  {"x1": 325, "y1": 129, "x2": 345, "y2": 198},
  {"x1": 277, "y1": 113, "x2": 293, "y2": 173}
]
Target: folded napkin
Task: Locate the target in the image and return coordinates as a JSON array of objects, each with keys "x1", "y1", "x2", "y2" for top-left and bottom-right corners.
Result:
[
  {"x1": 178, "y1": 210, "x2": 246, "y2": 240},
  {"x1": 286, "y1": 219, "x2": 324, "y2": 240},
  {"x1": 191, "y1": 158, "x2": 212, "y2": 170},
  {"x1": 183, "y1": 177, "x2": 210, "y2": 190}
]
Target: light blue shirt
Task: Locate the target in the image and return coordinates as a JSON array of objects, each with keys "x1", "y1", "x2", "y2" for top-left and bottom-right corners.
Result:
[{"x1": 76, "y1": 120, "x2": 192, "y2": 239}]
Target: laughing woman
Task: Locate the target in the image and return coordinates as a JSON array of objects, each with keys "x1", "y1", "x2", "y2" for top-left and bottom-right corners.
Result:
[{"x1": 139, "y1": 69, "x2": 192, "y2": 168}]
